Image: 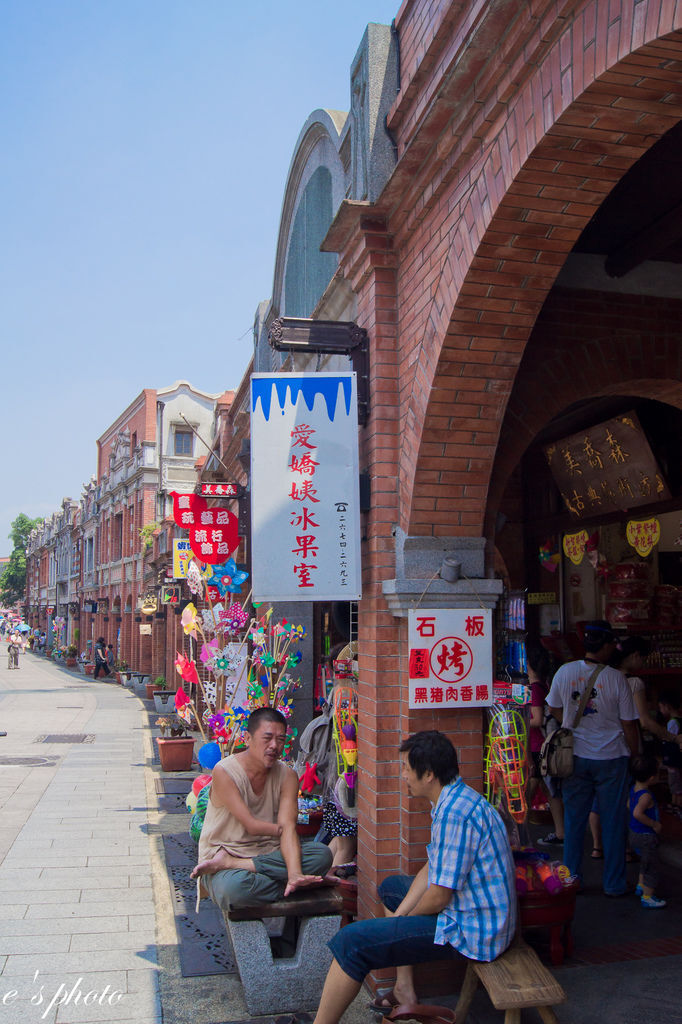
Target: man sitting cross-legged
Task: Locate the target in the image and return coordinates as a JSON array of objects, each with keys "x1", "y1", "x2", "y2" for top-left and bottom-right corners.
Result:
[
  {"x1": 191, "y1": 706, "x2": 333, "y2": 908},
  {"x1": 313, "y1": 730, "x2": 516, "y2": 1024}
]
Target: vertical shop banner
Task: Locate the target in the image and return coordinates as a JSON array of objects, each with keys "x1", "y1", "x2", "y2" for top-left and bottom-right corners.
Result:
[
  {"x1": 408, "y1": 609, "x2": 493, "y2": 709},
  {"x1": 251, "y1": 373, "x2": 362, "y2": 602},
  {"x1": 172, "y1": 539, "x2": 192, "y2": 579}
]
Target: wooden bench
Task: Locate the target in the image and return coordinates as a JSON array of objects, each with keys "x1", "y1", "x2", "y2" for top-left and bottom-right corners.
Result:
[
  {"x1": 377, "y1": 941, "x2": 565, "y2": 1024},
  {"x1": 455, "y1": 940, "x2": 566, "y2": 1024},
  {"x1": 223, "y1": 887, "x2": 343, "y2": 1016}
]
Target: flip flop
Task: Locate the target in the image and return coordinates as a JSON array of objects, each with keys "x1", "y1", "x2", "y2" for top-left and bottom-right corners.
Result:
[{"x1": 591, "y1": 847, "x2": 604, "y2": 859}]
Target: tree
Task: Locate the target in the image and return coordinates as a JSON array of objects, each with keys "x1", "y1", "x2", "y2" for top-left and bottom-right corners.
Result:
[{"x1": 0, "y1": 514, "x2": 42, "y2": 608}]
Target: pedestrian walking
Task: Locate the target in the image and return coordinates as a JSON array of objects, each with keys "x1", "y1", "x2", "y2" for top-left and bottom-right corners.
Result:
[{"x1": 93, "y1": 636, "x2": 110, "y2": 679}]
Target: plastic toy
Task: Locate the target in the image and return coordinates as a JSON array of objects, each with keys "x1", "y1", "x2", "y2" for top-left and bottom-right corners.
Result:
[{"x1": 485, "y1": 707, "x2": 528, "y2": 823}]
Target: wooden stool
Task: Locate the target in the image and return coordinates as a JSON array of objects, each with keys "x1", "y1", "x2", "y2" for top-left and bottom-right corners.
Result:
[{"x1": 455, "y1": 940, "x2": 566, "y2": 1024}]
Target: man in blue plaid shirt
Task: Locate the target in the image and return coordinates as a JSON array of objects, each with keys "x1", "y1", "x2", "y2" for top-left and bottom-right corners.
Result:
[{"x1": 313, "y1": 730, "x2": 516, "y2": 1024}]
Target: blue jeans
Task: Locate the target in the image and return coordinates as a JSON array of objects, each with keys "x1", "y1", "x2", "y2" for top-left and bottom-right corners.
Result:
[
  {"x1": 562, "y1": 755, "x2": 630, "y2": 894},
  {"x1": 327, "y1": 874, "x2": 460, "y2": 983}
]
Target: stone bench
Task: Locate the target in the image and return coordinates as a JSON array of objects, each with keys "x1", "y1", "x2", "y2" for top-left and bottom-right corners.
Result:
[{"x1": 223, "y1": 887, "x2": 343, "y2": 1016}]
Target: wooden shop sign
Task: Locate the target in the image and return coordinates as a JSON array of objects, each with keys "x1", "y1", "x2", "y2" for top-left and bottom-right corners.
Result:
[{"x1": 544, "y1": 410, "x2": 670, "y2": 519}]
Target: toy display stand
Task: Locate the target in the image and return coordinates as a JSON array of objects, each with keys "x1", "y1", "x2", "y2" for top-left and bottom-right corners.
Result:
[{"x1": 519, "y1": 881, "x2": 579, "y2": 965}]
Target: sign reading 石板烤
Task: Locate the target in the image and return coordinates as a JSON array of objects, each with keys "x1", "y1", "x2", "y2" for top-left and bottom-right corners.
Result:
[
  {"x1": 408, "y1": 609, "x2": 493, "y2": 709},
  {"x1": 250, "y1": 373, "x2": 362, "y2": 601}
]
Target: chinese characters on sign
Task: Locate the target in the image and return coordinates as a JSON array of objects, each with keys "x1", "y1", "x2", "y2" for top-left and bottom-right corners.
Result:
[
  {"x1": 170, "y1": 492, "x2": 239, "y2": 565},
  {"x1": 626, "y1": 517, "x2": 661, "y2": 558},
  {"x1": 562, "y1": 529, "x2": 588, "y2": 566},
  {"x1": 408, "y1": 609, "x2": 493, "y2": 709},
  {"x1": 544, "y1": 411, "x2": 671, "y2": 519},
  {"x1": 199, "y1": 482, "x2": 239, "y2": 497},
  {"x1": 250, "y1": 373, "x2": 362, "y2": 601},
  {"x1": 172, "y1": 539, "x2": 192, "y2": 579}
]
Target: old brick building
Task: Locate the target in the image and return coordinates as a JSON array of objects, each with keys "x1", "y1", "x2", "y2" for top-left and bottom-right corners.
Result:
[
  {"x1": 244, "y1": 0, "x2": 682, "y2": 928},
  {"x1": 26, "y1": 381, "x2": 228, "y2": 679}
]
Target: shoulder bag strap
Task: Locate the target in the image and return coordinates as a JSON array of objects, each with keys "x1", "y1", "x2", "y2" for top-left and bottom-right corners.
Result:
[{"x1": 569, "y1": 664, "x2": 604, "y2": 730}]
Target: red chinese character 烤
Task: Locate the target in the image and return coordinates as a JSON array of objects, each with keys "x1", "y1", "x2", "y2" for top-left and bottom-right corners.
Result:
[{"x1": 436, "y1": 641, "x2": 467, "y2": 677}]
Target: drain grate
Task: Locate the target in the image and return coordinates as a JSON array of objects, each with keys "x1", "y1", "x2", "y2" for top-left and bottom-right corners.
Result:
[
  {"x1": 0, "y1": 755, "x2": 60, "y2": 767},
  {"x1": 35, "y1": 734, "x2": 95, "y2": 744},
  {"x1": 162, "y1": 832, "x2": 235, "y2": 977}
]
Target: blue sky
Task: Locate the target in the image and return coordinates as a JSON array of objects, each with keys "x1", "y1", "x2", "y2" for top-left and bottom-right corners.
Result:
[{"x1": 0, "y1": 0, "x2": 398, "y2": 555}]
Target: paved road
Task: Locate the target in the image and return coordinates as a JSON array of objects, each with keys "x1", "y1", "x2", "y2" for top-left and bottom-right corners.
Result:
[{"x1": 2, "y1": 652, "x2": 681, "y2": 1024}]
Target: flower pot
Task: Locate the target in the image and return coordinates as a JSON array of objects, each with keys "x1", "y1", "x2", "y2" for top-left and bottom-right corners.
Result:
[
  {"x1": 85, "y1": 664, "x2": 94, "y2": 676},
  {"x1": 66, "y1": 657, "x2": 77, "y2": 668},
  {"x1": 156, "y1": 736, "x2": 195, "y2": 772},
  {"x1": 154, "y1": 691, "x2": 177, "y2": 714},
  {"x1": 132, "y1": 674, "x2": 148, "y2": 697},
  {"x1": 145, "y1": 682, "x2": 157, "y2": 700}
]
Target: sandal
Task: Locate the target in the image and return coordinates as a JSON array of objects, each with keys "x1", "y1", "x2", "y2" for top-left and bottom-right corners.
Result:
[
  {"x1": 382, "y1": 1005, "x2": 456, "y2": 1024},
  {"x1": 591, "y1": 847, "x2": 604, "y2": 859},
  {"x1": 369, "y1": 989, "x2": 400, "y2": 1013}
]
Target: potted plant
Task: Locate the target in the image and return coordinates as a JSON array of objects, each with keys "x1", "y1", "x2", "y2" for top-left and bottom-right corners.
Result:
[
  {"x1": 115, "y1": 659, "x2": 130, "y2": 685},
  {"x1": 156, "y1": 716, "x2": 195, "y2": 771},
  {"x1": 65, "y1": 644, "x2": 78, "y2": 668}
]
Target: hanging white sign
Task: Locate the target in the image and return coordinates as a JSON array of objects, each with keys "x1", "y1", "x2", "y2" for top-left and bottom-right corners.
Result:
[
  {"x1": 408, "y1": 608, "x2": 494, "y2": 709},
  {"x1": 251, "y1": 373, "x2": 362, "y2": 602}
]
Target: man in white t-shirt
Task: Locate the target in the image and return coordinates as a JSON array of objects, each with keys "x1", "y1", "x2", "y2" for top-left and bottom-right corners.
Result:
[{"x1": 547, "y1": 621, "x2": 639, "y2": 896}]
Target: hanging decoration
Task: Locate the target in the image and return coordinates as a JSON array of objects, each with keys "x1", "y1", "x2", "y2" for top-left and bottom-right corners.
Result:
[
  {"x1": 538, "y1": 538, "x2": 560, "y2": 573},
  {"x1": 626, "y1": 517, "x2": 661, "y2": 558},
  {"x1": 562, "y1": 529, "x2": 589, "y2": 566}
]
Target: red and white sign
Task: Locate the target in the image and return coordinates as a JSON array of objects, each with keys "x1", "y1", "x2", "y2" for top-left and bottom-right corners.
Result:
[
  {"x1": 408, "y1": 609, "x2": 493, "y2": 709},
  {"x1": 200, "y1": 482, "x2": 239, "y2": 497},
  {"x1": 170, "y1": 492, "x2": 239, "y2": 565},
  {"x1": 250, "y1": 373, "x2": 361, "y2": 601}
]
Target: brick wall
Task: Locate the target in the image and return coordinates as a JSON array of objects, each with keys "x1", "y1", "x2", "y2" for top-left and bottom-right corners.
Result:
[{"x1": 326, "y1": 0, "x2": 682, "y2": 938}]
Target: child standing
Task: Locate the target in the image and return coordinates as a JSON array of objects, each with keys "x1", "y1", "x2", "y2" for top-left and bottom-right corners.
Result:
[{"x1": 629, "y1": 754, "x2": 665, "y2": 909}]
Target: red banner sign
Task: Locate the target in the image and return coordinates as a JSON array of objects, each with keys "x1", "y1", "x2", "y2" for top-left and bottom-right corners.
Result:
[{"x1": 171, "y1": 492, "x2": 239, "y2": 564}]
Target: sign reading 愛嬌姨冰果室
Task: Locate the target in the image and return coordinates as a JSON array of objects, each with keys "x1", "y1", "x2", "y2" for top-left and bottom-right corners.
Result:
[
  {"x1": 250, "y1": 373, "x2": 362, "y2": 602},
  {"x1": 408, "y1": 609, "x2": 494, "y2": 709}
]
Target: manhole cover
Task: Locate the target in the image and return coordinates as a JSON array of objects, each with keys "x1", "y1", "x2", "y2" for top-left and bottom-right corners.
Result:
[
  {"x1": 34, "y1": 734, "x2": 95, "y2": 744},
  {"x1": 0, "y1": 756, "x2": 59, "y2": 767}
]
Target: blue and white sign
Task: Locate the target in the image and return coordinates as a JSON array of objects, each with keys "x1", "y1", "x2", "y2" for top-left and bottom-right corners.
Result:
[{"x1": 250, "y1": 373, "x2": 362, "y2": 602}]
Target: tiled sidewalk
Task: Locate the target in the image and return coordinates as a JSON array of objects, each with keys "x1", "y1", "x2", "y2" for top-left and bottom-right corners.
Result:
[{"x1": 0, "y1": 654, "x2": 160, "y2": 1024}]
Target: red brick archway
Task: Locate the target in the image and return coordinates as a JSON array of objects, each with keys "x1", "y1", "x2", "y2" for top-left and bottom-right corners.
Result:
[
  {"x1": 403, "y1": 21, "x2": 682, "y2": 540},
  {"x1": 486, "y1": 288, "x2": 682, "y2": 532}
]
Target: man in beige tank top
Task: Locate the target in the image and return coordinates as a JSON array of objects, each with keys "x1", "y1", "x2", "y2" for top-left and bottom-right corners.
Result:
[{"x1": 191, "y1": 707, "x2": 333, "y2": 908}]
